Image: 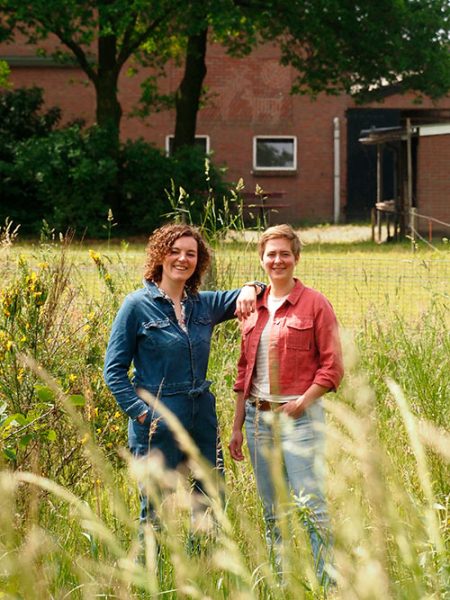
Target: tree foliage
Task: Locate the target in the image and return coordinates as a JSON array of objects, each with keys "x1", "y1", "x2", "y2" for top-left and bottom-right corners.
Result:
[
  {"x1": 270, "y1": 0, "x2": 450, "y2": 100},
  {"x1": 1, "y1": 0, "x2": 449, "y2": 140},
  {"x1": 0, "y1": 0, "x2": 185, "y2": 142}
]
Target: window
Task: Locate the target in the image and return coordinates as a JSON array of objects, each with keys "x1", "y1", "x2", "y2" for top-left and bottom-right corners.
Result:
[
  {"x1": 165, "y1": 135, "x2": 210, "y2": 156},
  {"x1": 253, "y1": 136, "x2": 297, "y2": 171}
]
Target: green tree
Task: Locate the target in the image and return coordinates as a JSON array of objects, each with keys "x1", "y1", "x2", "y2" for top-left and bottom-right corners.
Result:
[
  {"x1": 1, "y1": 0, "x2": 449, "y2": 153},
  {"x1": 0, "y1": 0, "x2": 191, "y2": 217},
  {"x1": 0, "y1": 1, "x2": 184, "y2": 149},
  {"x1": 172, "y1": 0, "x2": 450, "y2": 151}
]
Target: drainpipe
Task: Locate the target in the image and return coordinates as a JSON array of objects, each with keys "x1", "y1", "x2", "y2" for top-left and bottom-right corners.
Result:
[{"x1": 333, "y1": 117, "x2": 340, "y2": 223}]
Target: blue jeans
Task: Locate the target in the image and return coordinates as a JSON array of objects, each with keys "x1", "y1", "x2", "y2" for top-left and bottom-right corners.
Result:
[
  {"x1": 245, "y1": 399, "x2": 332, "y2": 584},
  {"x1": 129, "y1": 390, "x2": 223, "y2": 524}
]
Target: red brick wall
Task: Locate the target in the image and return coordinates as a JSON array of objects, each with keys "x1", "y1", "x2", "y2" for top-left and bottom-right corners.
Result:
[
  {"x1": 417, "y1": 134, "x2": 450, "y2": 235},
  {"x1": 2, "y1": 37, "x2": 450, "y2": 226}
]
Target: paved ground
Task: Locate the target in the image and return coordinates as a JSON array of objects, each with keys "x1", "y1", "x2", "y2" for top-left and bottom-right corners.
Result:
[{"x1": 228, "y1": 224, "x2": 372, "y2": 244}]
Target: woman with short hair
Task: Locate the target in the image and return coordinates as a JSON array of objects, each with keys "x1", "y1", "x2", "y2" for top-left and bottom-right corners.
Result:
[{"x1": 229, "y1": 224, "x2": 343, "y2": 585}]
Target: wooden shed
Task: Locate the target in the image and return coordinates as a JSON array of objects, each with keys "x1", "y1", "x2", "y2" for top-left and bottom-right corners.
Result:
[{"x1": 359, "y1": 119, "x2": 450, "y2": 241}]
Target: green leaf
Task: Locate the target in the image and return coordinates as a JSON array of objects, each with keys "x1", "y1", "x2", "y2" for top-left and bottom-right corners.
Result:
[
  {"x1": 35, "y1": 385, "x2": 55, "y2": 402},
  {"x1": 47, "y1": 429, "x2": 57, "y2": 442},
  {"x1": 19, "y1": 434, "x2": 33, "y2": 448},
  {"x1": 3, "y1": 447, "x2": 16, "y2": 461},
  {"x1": 69, "y1": 394, "x2": 86, "y2": 407},
  {"x1": 3, "y1": 413, "x2": 27, "y2": 427}
]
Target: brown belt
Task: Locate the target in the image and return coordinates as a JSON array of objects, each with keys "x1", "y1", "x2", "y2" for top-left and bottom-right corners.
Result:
[{"x1": 249, "y1": 398, "x2": 286, "y2": 411}]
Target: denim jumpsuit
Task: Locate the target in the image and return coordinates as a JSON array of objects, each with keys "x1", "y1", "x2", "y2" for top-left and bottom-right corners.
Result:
[{"x1": 104, "y1": 280, "x2": 241, "y2": 519}]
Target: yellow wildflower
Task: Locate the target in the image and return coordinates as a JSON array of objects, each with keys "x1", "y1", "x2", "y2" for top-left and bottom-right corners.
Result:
[{"x1": 89, "y1": 249, "x2": 101, "y2": 262}]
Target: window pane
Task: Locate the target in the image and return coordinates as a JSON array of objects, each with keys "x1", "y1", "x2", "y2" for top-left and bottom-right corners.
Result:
[
  {"x1": 167, "y1": 136, "x2": 208, "y2": 156},
  {"x1": 256, "y1": 138, "x2": 295, "y2": 168}
]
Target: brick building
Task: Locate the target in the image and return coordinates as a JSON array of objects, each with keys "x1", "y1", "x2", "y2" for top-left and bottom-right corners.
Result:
[{"x1": 2, "y1": 36, "x2": 450, "y2": 234}]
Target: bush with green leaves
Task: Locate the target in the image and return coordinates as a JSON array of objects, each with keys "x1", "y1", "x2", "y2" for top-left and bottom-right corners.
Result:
[
  {"x1": 10, "y1": 125, "x2": 118, "y2": 237},
  {"x1": 0, "y1": 87, "x2": 232, "y2": 237},
  {"x1": 0, "y1": 86, "x2": 61, "y2": 159},
  {"x1": 119, "y1": 141, "x2": 232, "y2": 235},
  {"x1": 0, "y1": 239, "x2": 126, "y2": 486},
  {"x1": 0, "y1": 87, "x2": 62, "y2": 231}
]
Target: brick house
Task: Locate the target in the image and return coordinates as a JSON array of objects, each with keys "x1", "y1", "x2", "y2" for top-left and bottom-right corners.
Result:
[{"x1": 2, "y1": 36, "x2": 450, "y2": 234}]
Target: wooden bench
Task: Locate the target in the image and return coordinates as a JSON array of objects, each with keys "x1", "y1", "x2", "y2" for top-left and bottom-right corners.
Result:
[
  {"x1": 371, "y1": 200, "x2": 400, "y2": 242},
  {"x1": 242, "y1": 191, "x2": 289, "y2": 225}
]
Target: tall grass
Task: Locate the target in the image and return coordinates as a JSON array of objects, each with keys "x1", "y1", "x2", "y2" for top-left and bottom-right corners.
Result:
[{"x1": 0, "y1": 231, "x2": 449, "y2": 598}]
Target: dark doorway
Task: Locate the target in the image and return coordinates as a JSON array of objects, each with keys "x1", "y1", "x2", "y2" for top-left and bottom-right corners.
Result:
[{"x1": 346, "y1": 109, "x2": 401, "y2": 220}]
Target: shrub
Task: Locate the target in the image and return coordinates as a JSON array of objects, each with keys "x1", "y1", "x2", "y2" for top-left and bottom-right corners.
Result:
[
  {"x1": 120, "y1": 142, "x2": 231, "y2": 235},
  {"x1": 0, "y1": 239, "x2": 125, "y2": 485},
  {"x1": 119, "y1": 139, "x2": 172, "y2": 233},
  {"x1": 0, "y1": 88, "x2": 232, "y2": 237},
  {"x1": 0, "y1": 86, "x2": 61, "y2": 159},
  {"x1": 9, "y1": 125, "x2": 117, "y2": 237},
  {"x1": 0, "y1": 87, "x2": 62, "y2": 232}
]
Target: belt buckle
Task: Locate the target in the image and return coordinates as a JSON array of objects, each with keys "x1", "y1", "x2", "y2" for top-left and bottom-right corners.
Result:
[{"x1": 251, "y1": 398, "x2": 271, "y2": 411}]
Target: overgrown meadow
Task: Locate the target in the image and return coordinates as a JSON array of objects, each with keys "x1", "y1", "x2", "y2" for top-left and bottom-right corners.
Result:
[{"x1": 0, "y1": 223, "x2": 449, "y2": 599}]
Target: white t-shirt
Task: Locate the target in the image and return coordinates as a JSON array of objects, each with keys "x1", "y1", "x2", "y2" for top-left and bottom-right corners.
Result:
[{"x1": 250, "y1": 294, "x2": 299, "y2": 403}]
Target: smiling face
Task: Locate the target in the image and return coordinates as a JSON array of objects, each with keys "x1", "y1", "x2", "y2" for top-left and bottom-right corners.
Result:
[
  {"x1": 260, "y1": 237, "x2": 298, "y2": 285},
  {"x1": 161, "y1": 235, "x2": 198, "y2": 287}
]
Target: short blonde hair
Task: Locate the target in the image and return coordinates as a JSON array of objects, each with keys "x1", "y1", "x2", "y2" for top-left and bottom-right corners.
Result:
[{"x1": 258, "y1": 224, "x2": 301, "y2": 259}]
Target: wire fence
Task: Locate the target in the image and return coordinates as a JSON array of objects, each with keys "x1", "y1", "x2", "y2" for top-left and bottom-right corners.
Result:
[{"x1": 80, "y1": 250, "x2": 450, "y2": 328}]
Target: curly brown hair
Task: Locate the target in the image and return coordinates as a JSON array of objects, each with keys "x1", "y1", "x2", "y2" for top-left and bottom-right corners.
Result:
[{"x1": 144, "y1": 223, "x2": 211, "y2": 294}]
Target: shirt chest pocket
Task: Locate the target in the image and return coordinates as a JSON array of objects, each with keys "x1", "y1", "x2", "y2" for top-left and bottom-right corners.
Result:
[
  {"x1": 243, "y1": 322, "x2": 256, "y2": 354},
  {"x1": 285, "y1": 317, "x2": 314, "y2": 351},
  {"x1": 191, "y1": 316, "x2": 212, "y2": 344},
  {"x1": 141, "y1": 318, "x2": 176, "y2": 346}
]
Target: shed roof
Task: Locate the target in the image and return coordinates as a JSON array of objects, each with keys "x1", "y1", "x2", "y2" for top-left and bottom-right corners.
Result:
[{"x1": 359, "y1": 122, "x2": 450, "y2": 145}]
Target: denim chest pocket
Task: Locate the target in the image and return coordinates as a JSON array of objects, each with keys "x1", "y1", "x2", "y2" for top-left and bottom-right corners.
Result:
[
  {"x1": 141, "y1": 318, "x2": 177, "y2": 346},
  {"x1": 285, "y1": 317, "x2": 314, "y2": 350},
  {"x1": 191, "y1": 316, "x2": 212, "y2": 344}
]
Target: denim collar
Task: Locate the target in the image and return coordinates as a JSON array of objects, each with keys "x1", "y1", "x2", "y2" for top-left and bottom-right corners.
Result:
[{"x1": 143, "y1": 279, "x2": 199, "y2": 302}]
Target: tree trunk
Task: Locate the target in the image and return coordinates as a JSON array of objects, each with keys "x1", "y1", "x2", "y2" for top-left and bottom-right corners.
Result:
[
  {"x1": 173, "y1": 27, "x2": 208, "y2": 153},
  {"x1": 95, "y1": 33, "x2": 122, "y2": 217},
  {"x1": 96, "y1": 34, "x2": 122, "y2": 147}
]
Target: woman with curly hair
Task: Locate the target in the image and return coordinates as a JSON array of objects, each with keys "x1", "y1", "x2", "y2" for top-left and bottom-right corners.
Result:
[{"x1": 104, "y1": 223, "x2": 261, "y2": 527}]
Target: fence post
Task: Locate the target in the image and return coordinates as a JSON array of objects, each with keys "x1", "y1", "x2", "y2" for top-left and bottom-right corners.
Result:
[{"x1": 410, "y1": 207, "x2": 417, "y2": 252}]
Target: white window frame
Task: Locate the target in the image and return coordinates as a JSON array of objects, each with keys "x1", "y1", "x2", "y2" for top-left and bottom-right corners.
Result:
[
  {"x1": 253, "y1": 135, "x2": 297, "y2": 171},
  {"x1": 165, "y1": 134, "x2": 210, "y2": 156}
]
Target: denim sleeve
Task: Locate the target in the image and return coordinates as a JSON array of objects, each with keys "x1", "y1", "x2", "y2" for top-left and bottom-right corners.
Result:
[
  {"x1": 103, "y1": 296, "x2": 149, "y2": 420},
  {"x1": 200, "y1": 289, "x2": 241, "y2": 324}
]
